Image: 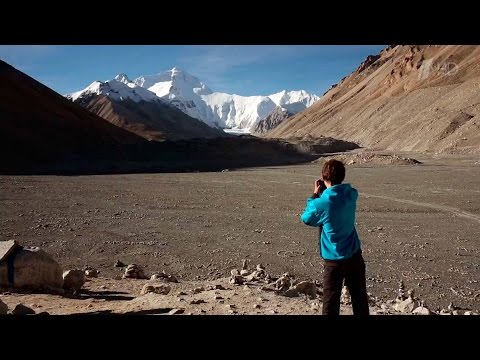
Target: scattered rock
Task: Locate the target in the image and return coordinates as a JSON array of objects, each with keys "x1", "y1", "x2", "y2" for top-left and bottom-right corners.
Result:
[
  {"x1": 294, "y1": 281, "x2": 317, "y2": 298},
  {"x1": 395, "y1": 297, "x2": 418, "y2": 313},
  {"x1": 140, "y1": 284, "x2": 171, "y2": 295},
  {"x1": 340, "y1": 286, "x2": 351, "y2": 305},
  {"x1": 230, "y1": 275, "x2": 244, "y2": 285},
  {"x1": 412, "y1": 306, "x2": 431, "y2": 315},
  {"x1": 84, "y1": 268, "x2": 99, "y2": 278},
  {"x1": 177, "y1": 291, "x2": 187, "y2": 296},
  {"x1": 190, "y1": 299, "x2": 206, "y2": 305},
  {"x1": 284, "y1": 288, "x2": 299, "y2": 298},
  {"x1": 192, "y1": 287, "x2": 205, "y2": 294},
  {"x1": 114, "y1": 260, "x2": 126, "y2": 268},
  {"x1": 0, "y1": 298, "x2": 7, "y2": 315},
  {"x1": 12, "y1": 303, "x2": 35, "y2": 315},
  {"x1": 63, "y1": 269, "x2": 86, "y2": 290},
  {"x1": 150, "y1": 272, "x2": 178, "y2": 283},
  {"x1": 122, "y1": 264, "x2": 148, "y2": 279}
]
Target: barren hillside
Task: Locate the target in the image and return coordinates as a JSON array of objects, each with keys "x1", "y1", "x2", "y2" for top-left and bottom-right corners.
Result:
[{"x1": 267, "y1": 45, "x2": 480, "y2": 154}]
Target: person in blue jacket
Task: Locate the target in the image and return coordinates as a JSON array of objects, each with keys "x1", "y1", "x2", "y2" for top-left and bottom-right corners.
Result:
[{"x1": 301, "y1": 159, "x2": 369, "y2": 315}]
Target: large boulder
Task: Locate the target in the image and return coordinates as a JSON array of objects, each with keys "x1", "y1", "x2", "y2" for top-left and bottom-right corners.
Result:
[{"x1": 0, "y1": 244, "x2": 63, "y2": 290}]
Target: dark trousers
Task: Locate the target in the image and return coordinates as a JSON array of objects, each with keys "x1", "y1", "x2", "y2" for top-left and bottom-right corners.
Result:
[{"x1": 322, "y1": 250, "x2": 369, "y2": 316}]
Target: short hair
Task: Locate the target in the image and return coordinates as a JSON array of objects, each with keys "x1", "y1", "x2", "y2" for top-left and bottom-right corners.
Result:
[{"x1": 322, "y1": 159, "x2": 345, "y2": 185}]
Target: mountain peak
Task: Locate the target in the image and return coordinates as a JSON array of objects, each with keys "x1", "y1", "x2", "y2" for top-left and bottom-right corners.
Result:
[{"x1": 114, "y1": 73, "x2": 131, "y2": 84}]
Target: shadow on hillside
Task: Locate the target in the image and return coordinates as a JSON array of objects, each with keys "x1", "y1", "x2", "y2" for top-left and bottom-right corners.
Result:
[{"x1": 0, "y1": 136, "x2": 360, "y2": 176}]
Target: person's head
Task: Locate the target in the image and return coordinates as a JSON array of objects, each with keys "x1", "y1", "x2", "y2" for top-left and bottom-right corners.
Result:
[{"x1": 322, "y1": 159, "x2": 345, "y2": 186}]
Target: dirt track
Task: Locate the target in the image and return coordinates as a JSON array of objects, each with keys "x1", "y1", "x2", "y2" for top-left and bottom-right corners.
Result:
[{"x1": 1, "y1": 153, "x2": 479, "y2": 313}]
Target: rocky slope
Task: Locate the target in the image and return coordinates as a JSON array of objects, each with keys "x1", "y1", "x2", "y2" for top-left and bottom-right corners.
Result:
[
  {"x1": 253, "y1": 106, "x2": 293, "y2": 135},
  {"x1": 266, "y1": 45, "x2": 480, "y2": 154}
]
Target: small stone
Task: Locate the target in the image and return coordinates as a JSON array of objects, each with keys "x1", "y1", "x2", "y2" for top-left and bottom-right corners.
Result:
[
  {"x1": 268, "y1": 310, "x2": 277, "y2": 314},
  {"x1": 256, "y1": 264, "x2": 265, "y2": 271},
  {"x1": 214, "y1": 295, "x2": 224, "y2": 300},
  {"x1": 230, "y1": 269, "x2": 240, "y2": 276},
  {"x1": 140, "y1": 284, "x2": 171, "y2": 295},
  {"x1": 190, "y1": 299, "x2": 206, "y2": 305},
  {"x1": 240, "y1": 270, "x2": 250, "y2": 276},
  {"x1": 253, "y1": 304, "x2": 261, "y2": 309},
  {"x1": 412, "y1": 306, "x2": 431, "y2": 315},
  {"x1": 12, "y1": 304, "x2": 35, "y2": 315},
  {"x1": 284, "y1": 288, "x2": 299, "y2": 298},
  {"x1": 230, "y1": 275, "x2": 244, "y2": 285},
  {"x1": 226, "y1": 304, "x2": 236, "y2": 309},
  {"x1": 177, "y1": 291, "x2": 187, "y2": 296},
  {"x1": 193, "y1": 287, "x2": 204, "y2": 294},
  {"x1": 464, "y1": 311, "x2": 473, "y2": 315},
  {"x1": 452, "y1": 310, "x2": 459, "y2": 315},
  {"x1": 85, "y1": 268, "x2": 99, "y2": 278},
  {"x1": 294, "y1": 281, "x2": 317, "y2": 298},
  {"x1": 258, "y1": 297, "x2": 268, "y2": 302},
  {"x1": 228, "y1": 310, "x2": 236, "y2": 314},
  {"x1": 114, "y1": 260, "x2": 126, "y2": 267}
]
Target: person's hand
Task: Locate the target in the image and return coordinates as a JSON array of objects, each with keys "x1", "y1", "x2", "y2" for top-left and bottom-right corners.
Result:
[{"x1": 314, "y1": 179, "x2": 326, "y2": 195}]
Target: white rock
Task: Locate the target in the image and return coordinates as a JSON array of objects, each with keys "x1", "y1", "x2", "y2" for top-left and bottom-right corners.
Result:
[
  {"x1": 394, "y1": 298, "x2": 418, "y2": 313},
  {"x1": 240, "y1": 270, "x2": 250, "y2": 276},
  {"x1": 412, "y1": 306, "x2": 431, "y2": 315},
  {"x1": 140, "y1": 283, "x2": 171, "y2": 295}
]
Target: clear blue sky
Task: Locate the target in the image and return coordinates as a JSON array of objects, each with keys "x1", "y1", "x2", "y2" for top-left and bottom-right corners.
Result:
[{"x1": 0, "y1": 45, "x2": 386, "y2": 96}]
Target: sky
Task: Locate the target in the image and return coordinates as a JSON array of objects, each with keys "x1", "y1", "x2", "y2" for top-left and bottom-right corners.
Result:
[{"x1": 0, "y1": 45, "x2": 386, "y2": 96}]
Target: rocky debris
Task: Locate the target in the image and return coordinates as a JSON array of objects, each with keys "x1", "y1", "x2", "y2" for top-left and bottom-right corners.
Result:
[
  {"x1": 122, "y1": 264, "x2": 148, "y2": 279},
  {"x1": 341, "y1": 285, "x2": 351, "y2": 305},
  {"x1": 114, "y1": 260, "x2": 126, "y2": 268},
  {"x1": 12, "y1": 303, "x2": 35, "y2": 315},
  {"x1": 206, "y1": 284, "x2": 227, "y2": 291},
  {"x1": 0, "y1": 242, "x2": 63, "y2": 290},
  {"x1": 397, "y1": 280, "x2": 406, "y2": 301},
  {"x1": 84, "y1": 268, "x2": 99, "y2": 278},
  {"x1": 230, "y1": 275, "x2": 244, "y2": 285},
  {"x1": 63, "y1": 269, "x2": 86, "y2": 291},
  {"x1": 150, "y1": 272, "x2": 178, "y2": 283},
  {"x1": 192, "y1": 287, "x2": 205, "y2": 294},
  {"x1": 190, "y1": 299, "x2": 206, "y2": 305},
  {"x1": 230, "y1": 269, "x2": 240, "y2": 276},
  {"x1": 275, "y1": 273, "x2": 292, "y2": 292},
  {"x1": 412, "y1": 306, "x2": 431, "y2": 315},
  {"x1": 320, "y1": 152, "x2": 422, "y2": 166},
  {"x1": 140, "y1": 283, "x2": 171, "y2": 295},
  {"x1": 295, "y1": 281, "x2": 317, "y2": 299},
  {"x1": 0, "y1": 298, "x2": 8, "y2": 315}
]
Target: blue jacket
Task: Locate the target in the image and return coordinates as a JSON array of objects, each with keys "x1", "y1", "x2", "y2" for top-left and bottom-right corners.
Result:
[{"x1": 301, "y1": 183, "x2": 361, "y2": 260}]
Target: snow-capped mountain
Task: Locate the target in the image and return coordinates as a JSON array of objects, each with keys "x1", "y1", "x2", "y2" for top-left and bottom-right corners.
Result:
[
  {"x1": 67, "y1": 77, "x2": 159, "y2": 103},
  {"x1": 67, "y1": 67, "x2": 320, "y2": 132}
]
